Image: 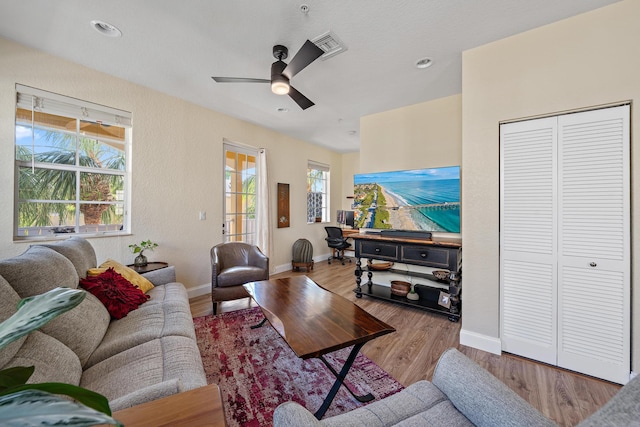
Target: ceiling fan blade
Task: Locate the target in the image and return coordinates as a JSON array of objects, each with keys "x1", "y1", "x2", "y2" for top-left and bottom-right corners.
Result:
[
  {"x1": 288, "y1": 86, "x2": 315, "y2": 110},
  {"x1": 282, "y1": 40, "x2": 323, "y2": 79},
  {"x1": 212, "y1": 77, "x2": 270, "y2": 83}
]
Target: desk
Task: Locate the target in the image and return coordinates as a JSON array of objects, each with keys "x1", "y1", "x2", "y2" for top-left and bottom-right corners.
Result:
[
  {"x1": 341, "y1": 228, "x2": 360, "y2": 238},
  {"x1": 112, "y1": 385, "x2": 227, "y2": 426}
]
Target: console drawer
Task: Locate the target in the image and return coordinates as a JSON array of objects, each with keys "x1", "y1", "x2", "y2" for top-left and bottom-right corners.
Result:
[
  {"x1": 358, "y1": 241, "x2": 398, "y2": 261},
  {"x1": 401, "y1": 246, "x2": 451, "y2": 268}
]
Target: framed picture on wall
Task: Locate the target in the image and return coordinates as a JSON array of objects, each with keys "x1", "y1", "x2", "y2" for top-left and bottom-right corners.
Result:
[{"x1": 277, "y1": 183, "x2": 290, "y2": 228}]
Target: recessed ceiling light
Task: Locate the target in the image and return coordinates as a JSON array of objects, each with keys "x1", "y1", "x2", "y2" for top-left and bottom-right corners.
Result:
[
  {"x1": 415, "y1": 57, "x2": 433, "y2": 69},
  {"x1": 90, "y1": 20, "x2": 122, "y2": 37},
  {"x1": 277, "y1": 107, "x2": 289, "y2": 113}
]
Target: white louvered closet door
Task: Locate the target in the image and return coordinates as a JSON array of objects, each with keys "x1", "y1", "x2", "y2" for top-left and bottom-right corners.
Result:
[
  {"x1": 500, "y1": 105, "x2": 630, "y2": 384},
  {"x1": 557, "y1": 106, "x2": 630, "y2": 384},
  {"x1": 500, "y1": 117, "x2": 558, "y2": 365}
]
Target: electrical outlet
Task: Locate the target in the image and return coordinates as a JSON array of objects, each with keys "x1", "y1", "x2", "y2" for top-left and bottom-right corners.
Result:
[{"x1": 199, "y1": 211, "x2": 206, "y2": 221}]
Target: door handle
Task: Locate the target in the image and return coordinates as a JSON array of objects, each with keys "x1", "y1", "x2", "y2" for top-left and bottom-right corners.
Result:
[{"x1": 589, "y1": 262, "x2": 597, "y2": 267}]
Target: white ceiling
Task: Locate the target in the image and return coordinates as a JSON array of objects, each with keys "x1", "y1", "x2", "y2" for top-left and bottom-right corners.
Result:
[{"x1": 0, "y1": 0, "x2": 619, "y2": 153}]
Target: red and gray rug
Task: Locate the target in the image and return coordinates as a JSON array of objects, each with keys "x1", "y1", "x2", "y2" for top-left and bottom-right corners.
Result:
[{"x1": 194, "y1": 307, "x2": 404, "y2": 426}]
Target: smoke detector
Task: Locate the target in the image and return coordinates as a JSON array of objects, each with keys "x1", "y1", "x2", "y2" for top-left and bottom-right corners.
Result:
[{"x1": 311, "y1": 31, "x2": 347, "y2": 60}]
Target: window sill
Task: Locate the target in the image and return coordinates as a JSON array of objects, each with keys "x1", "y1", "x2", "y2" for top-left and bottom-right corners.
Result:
[{"x1": 14, "y1": 231, "x2": 132, "y2": 243}]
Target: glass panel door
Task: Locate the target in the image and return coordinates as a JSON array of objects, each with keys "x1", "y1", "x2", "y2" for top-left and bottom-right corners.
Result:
[{"x1": 223, "y1": 143, "x2": 258, "y2": 244}]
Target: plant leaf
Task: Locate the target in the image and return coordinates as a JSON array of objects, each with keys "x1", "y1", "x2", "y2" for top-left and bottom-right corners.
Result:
[
  {"x1": 0, "y1": 288, "x2": 86, "y2": 350},
  {"x1": 0, "y1": 389, "x2": 122, "y2": 426},
  {"x1": 1, "y1": 383, "x2": 112, "y2": 415},
  {"x1": 0, "y1": 366, "x2": 34, "y2": 392}
]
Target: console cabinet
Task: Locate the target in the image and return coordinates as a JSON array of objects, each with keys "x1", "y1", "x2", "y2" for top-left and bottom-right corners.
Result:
[{"x1": 353, "y1": 234, "x2": 462, "y2": 321}]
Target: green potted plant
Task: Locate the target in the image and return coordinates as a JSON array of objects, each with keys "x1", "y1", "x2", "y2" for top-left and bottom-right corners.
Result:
[
  {"x1": 128, "y1": 239, "x2": 159, "y2": 267},
  {"x1": 0, "y1": 287, "x2": 121, "y2": 426}
]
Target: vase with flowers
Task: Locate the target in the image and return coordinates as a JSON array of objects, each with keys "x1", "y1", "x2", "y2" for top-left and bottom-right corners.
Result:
[{"x1": 128, "y1": 240, "x2": 158, "y2": 267}]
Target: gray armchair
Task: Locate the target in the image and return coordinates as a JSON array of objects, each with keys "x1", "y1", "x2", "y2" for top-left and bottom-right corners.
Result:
[
  {"x1": 273, "y1": 347, "x2": 640, "y2": 426},
  {"x1": 210, "y1": 242, "x2": 269, "y2": 314}
]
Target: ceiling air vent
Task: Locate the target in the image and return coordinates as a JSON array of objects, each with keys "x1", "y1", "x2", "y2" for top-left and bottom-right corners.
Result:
[{"x1": 311, "y1": 31, "x2": 347, "y2": 60}]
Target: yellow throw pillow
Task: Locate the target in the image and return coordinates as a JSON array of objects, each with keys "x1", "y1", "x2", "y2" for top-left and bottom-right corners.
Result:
[{"x1": 88, "y1": 259, "x2": 155, "y2": 293}]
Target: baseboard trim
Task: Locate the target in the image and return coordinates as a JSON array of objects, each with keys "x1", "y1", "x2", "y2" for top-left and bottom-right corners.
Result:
[
  {"x1": 187, "y1": 283, "x2": 211, "y2": 299},
  {"x1": 273, "y1": 254, "x2": 332, "y2": 275},
  {"x1": 459, "y1": 329, "x2": 502, "y2": 355}
]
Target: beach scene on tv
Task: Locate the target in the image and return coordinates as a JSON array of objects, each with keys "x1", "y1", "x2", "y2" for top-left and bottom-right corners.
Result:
[{"x1": 353, "y1": 166, "x2": 460, "y2": 233}]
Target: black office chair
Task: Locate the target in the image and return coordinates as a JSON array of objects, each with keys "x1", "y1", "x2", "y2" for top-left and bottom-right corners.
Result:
[{"x1": 325, "y1": 226, "x2": 352, "y2": 265}]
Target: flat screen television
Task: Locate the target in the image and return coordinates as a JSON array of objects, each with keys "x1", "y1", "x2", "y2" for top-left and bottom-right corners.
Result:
[{"x1": 353, "y1": 166, "x2": 460, "y2": 233}]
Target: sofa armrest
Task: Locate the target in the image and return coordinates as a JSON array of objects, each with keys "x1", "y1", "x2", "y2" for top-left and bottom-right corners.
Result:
[
  {"x1": 432, "y1": 348, "x2": 556, "y2": 427},
  {"x1": 576, "y1": 374, "x2": 640, "y2": 427},
  {"x1": 109, "y1": 379, "x2": 183, "y2": 412},
  {"x1": 142, "y1": 266, "x2": 176, "y2": 286},
  {"x1": 273, "y1": 402, "x2": 323, "y2": 427}
]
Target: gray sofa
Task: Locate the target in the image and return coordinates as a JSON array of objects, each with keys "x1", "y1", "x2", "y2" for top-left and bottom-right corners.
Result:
[
  {"x1": 0, "y1": 237, "x2": 207, "y2": 412},
  {"x1": 274, "y1": 347, "x2": 640, "y2": 427}
]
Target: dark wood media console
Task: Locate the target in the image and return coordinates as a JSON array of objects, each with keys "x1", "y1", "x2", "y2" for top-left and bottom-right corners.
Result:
[{"x1": 352, "y1": 234, "x2": 462, "y2": 322}]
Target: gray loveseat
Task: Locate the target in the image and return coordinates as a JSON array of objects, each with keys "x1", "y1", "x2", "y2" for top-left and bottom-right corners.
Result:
[
  {"x1": 274, "y1": 347, "x2": 640, "y2": 426},
  {"x1": 0, "y1": 237, "x2": 206, "y2": 411}
]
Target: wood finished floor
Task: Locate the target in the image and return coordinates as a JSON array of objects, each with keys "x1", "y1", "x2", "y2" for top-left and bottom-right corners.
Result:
[{"x1": 189, "y1": 260, "x2": 621, "y2": 427}]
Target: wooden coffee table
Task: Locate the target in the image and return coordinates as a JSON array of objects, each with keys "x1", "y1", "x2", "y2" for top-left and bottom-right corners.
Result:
[{"x1": 243, "y1": 275, "x2": 395, "y2": 419}]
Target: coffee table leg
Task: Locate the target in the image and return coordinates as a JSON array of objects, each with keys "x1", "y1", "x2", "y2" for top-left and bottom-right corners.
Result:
[
  {"x1": 313, "y1": 342, "x2": 374, "y2": 419},
  {"x1": 250, "y1": 317, "x2": 267, "y2": 329}
]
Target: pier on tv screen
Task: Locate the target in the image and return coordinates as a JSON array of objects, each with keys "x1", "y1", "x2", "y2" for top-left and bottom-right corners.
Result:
[{"x1": 353, "y1": 166, "x2": 460, "y2": 233}]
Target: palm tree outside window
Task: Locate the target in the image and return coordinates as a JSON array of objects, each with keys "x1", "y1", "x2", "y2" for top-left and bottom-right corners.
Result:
[{"x1": 14, "y1": 86, "x2": 131, "y2": 240}]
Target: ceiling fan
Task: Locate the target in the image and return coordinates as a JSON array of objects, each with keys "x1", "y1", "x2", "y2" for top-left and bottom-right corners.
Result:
[{"x1": 212, "y1": 40, "x2": 324, "y2": 110}]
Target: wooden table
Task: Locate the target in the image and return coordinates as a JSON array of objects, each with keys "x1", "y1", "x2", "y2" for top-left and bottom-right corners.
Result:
[
  {"x1": 243, "y1": 276, "x2": 395, "y2": 418},
  {"x1": 126, "y1": 261, "x2": 168, "y2": 274},
  {"x1": 111, "y1": 384, "x2": 226, "y2": 427}
]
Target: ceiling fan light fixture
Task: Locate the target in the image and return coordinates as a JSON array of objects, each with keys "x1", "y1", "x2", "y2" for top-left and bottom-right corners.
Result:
[{"x1": 271, "y1": 75, "x2": 290, "y2": 95}]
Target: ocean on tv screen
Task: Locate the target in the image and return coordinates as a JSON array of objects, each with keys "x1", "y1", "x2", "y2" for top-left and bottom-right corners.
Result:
[{"x1": 353, "y1": 166, "x2": 460, "y2": 233}]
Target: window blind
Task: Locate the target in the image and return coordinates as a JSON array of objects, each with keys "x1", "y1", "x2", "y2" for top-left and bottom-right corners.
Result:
[
  {"x1": 16, "y1": 84, "x2": 132, "y2": 127},
  {"x1": 308, "y1": 160, "x2": 330, "y2": 172}
]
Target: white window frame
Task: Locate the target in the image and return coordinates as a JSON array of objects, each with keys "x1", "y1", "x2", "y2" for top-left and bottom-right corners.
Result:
[
  {"x1": 13, "y1": 84, "x2": 132, "y2": 240},
  {"x1": 223, "y1": 141, "x2": 260, "y2": 244},
  {"x1": 307, "y1": 160, "x2": 330, "y2": 224}
]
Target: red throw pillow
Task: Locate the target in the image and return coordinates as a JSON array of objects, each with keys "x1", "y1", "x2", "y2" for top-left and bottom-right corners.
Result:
[{"x1": 80, "y1": 267, "x2": 149, "y2": 319}]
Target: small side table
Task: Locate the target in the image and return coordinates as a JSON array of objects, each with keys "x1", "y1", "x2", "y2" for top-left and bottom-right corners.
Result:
[
  {"x1": 112, "y1": 384, "x2": 227, "y2": 426},
  {"x1": 126, "y1": 262, "x2": 168, "y2": 274}
]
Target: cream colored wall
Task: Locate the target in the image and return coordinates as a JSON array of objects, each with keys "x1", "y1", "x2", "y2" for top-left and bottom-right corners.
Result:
[
  {"x1": 462, "y1": 0, "x2": 640, "y2": 370},
  {"x1": 360, "y1": 94, "x2": 462, "y2": 174},
  {"x1": 0, "y1": 36, "x2": 342, "y2": 292},
  {"x1": 340, "y1": 152, "x2": 360, "y2": 211}
]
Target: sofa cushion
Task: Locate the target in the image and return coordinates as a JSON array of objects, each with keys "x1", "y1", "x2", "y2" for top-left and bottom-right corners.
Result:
[
  {"x1": 0, "y1": 246, "x2": 80, "y2": 295},
  {"x1": 432, "y1": 348, "x2": 556, "y2": 427},
  {"x1": 80, "y1": 268, "x2": 149, "y2": 319},
  {"x1": 321, "y1": 380, "x2": 467, "y2": 427},
  {"x1": 0, "y1": 274, "x2": 26, "y2": 368},
  {"x1": 0, "y1": 246, "x2": 110, "y2": 367},
  {"x1": 3, "y1": 330, "x2": 82, "y2": 386},
  {"x1": 85, "y1": 283, "x2": 196, "y2": 368},
  {"x1": 394, "y1": 400, "x2": 473, "y2": 427},
  {"x1": 88, "y1": 259, "x2": 155, "y2": 293},
  {"x1": 80, "y1": 336, "x2": 207, "y2": 407},
  {"x1": 35, "y1": 236, "x2": 97, "y2": 279}
]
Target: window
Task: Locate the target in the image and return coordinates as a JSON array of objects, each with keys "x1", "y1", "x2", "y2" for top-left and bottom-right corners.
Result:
[
  {"x1": 224, "y1": 143, "x2": 259, "y2": 244},
  {"x1": 307, "y1": 161, "x2": 330, "y2": 223},
  {"x1": 14, "y1": 85, "x2": 131, "y2": 239}
]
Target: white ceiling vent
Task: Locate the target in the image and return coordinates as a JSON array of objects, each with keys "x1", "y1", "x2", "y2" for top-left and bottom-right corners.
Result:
[{"x1": 311, "y1": 31, "x2": 347, "y2": 60}]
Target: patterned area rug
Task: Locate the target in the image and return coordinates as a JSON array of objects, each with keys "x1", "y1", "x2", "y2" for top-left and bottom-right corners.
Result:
[{"x1": 194, "y1": 307, "x2": 404, "y2": 427}]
